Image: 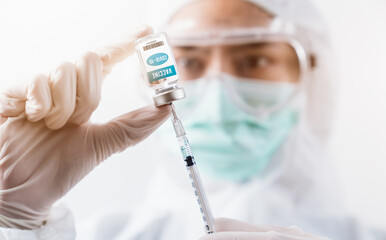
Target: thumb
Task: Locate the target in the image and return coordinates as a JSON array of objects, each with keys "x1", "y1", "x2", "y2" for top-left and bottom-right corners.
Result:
[
  {"x1": 89, "y1": 105, "x2": 171, "y2": 162},
  {"x1": 67, "y1": 25, "x2": 153, "y2": 127},
  {"x1": 94, "y1": 25, "x2": 153, "y2": 76}
]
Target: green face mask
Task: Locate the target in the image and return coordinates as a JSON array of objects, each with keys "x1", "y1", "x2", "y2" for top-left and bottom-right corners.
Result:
[{"x1": 159, "y1": 74, "x2": 299, "y2": 182}]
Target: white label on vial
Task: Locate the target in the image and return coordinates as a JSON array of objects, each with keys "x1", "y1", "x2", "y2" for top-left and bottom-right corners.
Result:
[{"x1": 137, "y1": 34, "x2": 178, "y2": 84}]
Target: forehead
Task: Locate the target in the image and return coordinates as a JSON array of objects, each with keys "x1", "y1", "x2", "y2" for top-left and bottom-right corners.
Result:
[{"x1": 168, "y1": 0, "x2": 274, "y2": 32}]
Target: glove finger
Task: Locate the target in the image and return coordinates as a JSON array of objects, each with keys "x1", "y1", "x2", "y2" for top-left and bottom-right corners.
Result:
[
  {"x1": 95, "y1": 25, "x2": 153, "y2": 75},
  {"x1": 199, "y1": 231, "x2": 300, "y2": 240},
  {"x1": 0, "y1": 115, "x2": 7, "y2": 125},
  {"x1": 68, "y1": 51, "x2": 103, "y2": 125},
  {"x1": 68, "y1": 26, "x2": 153, "y2": 125},
  {"x1": 44, "y1": 62, "x2": 77, "y2": 129},
  {"x1": 214, "y1": 218, "x2": 269, "y2": 232},
  {"x1": 0, "y1": 74, "x2": 51, "y2": 121},
  {"x1": 214, "y1": 218, "x2": 299, "y2": 235},
  {"x1": 214, "y1": 218, "x2": 329, "y2": 239},
  {"x1": 89, "y1": 105, "x2": 171, "y2": 163},
  {"x1": 0, "y1": 84, "x2": 28, "y2": 118},
  {"x1": 25, "y1": 74, "x2": 52, "y2": 122}
]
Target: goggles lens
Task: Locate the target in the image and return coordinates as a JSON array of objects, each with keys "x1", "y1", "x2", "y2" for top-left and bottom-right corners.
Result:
[{"x1": 173, "y1": 40, "x2": 301, "y2": 83}]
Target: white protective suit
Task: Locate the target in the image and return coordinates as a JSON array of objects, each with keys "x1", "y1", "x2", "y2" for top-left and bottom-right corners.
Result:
[{"x1": 1, "y1": 0, "x2": 385, "y2": 239}]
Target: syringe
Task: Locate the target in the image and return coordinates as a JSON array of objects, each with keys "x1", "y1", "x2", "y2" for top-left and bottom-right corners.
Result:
[
  {"x1": 135, "y1": 32, "x2": 214, "y2": 233},
  {"x1": 169, "y1": 103, "x2": 215, "y2": 234}
]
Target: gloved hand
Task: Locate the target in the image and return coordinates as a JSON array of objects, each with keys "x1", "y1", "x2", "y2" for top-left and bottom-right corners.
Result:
[
  {"x1": 0, "y1": 26, "x2": 171, "y2": 230},
  {"x1": 200, "y1": 218, "x2": 331, "y2": 240}
]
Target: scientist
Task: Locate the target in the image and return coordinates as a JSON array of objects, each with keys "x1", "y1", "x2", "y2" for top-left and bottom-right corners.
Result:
[{"x1": 0, "y1": 0, "x2": 385, "y2": 239}]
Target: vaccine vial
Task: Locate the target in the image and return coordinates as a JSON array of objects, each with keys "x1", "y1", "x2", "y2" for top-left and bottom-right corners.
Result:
[{"x1": 135, "y1": 32, "x2": 185, "y2": 106}]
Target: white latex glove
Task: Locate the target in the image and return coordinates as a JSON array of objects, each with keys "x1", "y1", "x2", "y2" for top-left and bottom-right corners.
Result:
[
  {"x1": 0, "y1": 26, "x2": 171, "y2": 230},
  {"x1": 200, "y1": 218, "x2": 331, "y2": 240}
]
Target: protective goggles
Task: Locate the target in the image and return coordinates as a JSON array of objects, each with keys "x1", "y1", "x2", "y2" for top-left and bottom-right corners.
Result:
[{"x1": 166, "y1": 27, "x2": 308, "y2": 116}]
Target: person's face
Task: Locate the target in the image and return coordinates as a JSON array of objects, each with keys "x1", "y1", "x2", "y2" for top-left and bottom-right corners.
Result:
[{"x1": 168, "y1": 0, "x2": 301, "y2": 83}]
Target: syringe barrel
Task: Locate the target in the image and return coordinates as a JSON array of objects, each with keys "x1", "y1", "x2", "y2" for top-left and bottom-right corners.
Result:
[
  {"x1": 173, "y1": 118, "x2": 186, "y2": 137},
  {"x1": 187, "y1": 164, "x2": 216, "y2": 234},
  {"x1": 178, "y1": 136, "x2": 193, "y2": 158}
]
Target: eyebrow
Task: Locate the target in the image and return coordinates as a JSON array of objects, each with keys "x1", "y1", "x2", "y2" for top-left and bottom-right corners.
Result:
[
  {"x1": 173, "y1": 42, "x2": 276, "y2": 51},
  {"x1": 172, "y1": 42, "x2": 282, "y2": 55},
  {"x1": 228, "y1": 42, "x2": 273, "y2": 52},
  {"x1": 172, "y1": 46, "x2": 203, "y2": 51}
]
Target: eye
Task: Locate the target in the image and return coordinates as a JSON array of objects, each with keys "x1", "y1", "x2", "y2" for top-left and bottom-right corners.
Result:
[
  {"x1": 177, "y1": 57, "x2": 205, "y2": 72},
  {"x1": 238, "y1": 55, "x2": 271, "y2": 70}
]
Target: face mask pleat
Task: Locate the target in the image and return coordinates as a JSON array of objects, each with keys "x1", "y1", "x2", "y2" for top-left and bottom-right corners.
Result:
[{"x1": 159, "y1": 73, "x2": 299, "y2": 182}]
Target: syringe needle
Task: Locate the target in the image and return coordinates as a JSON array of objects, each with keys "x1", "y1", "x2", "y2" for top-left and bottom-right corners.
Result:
[{"x1": 170, "y1": 103, "x2": 178, "y2": 119}]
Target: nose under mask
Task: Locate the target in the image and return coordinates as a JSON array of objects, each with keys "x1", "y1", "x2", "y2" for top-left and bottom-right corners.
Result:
[{"x1": 158, "y1": 73, "x2": 299, "y2": 182}]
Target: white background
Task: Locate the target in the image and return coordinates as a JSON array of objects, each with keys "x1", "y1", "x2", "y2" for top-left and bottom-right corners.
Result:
[{"x1": 0, "y1": 0, "x2": 385, "y2": 231}]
